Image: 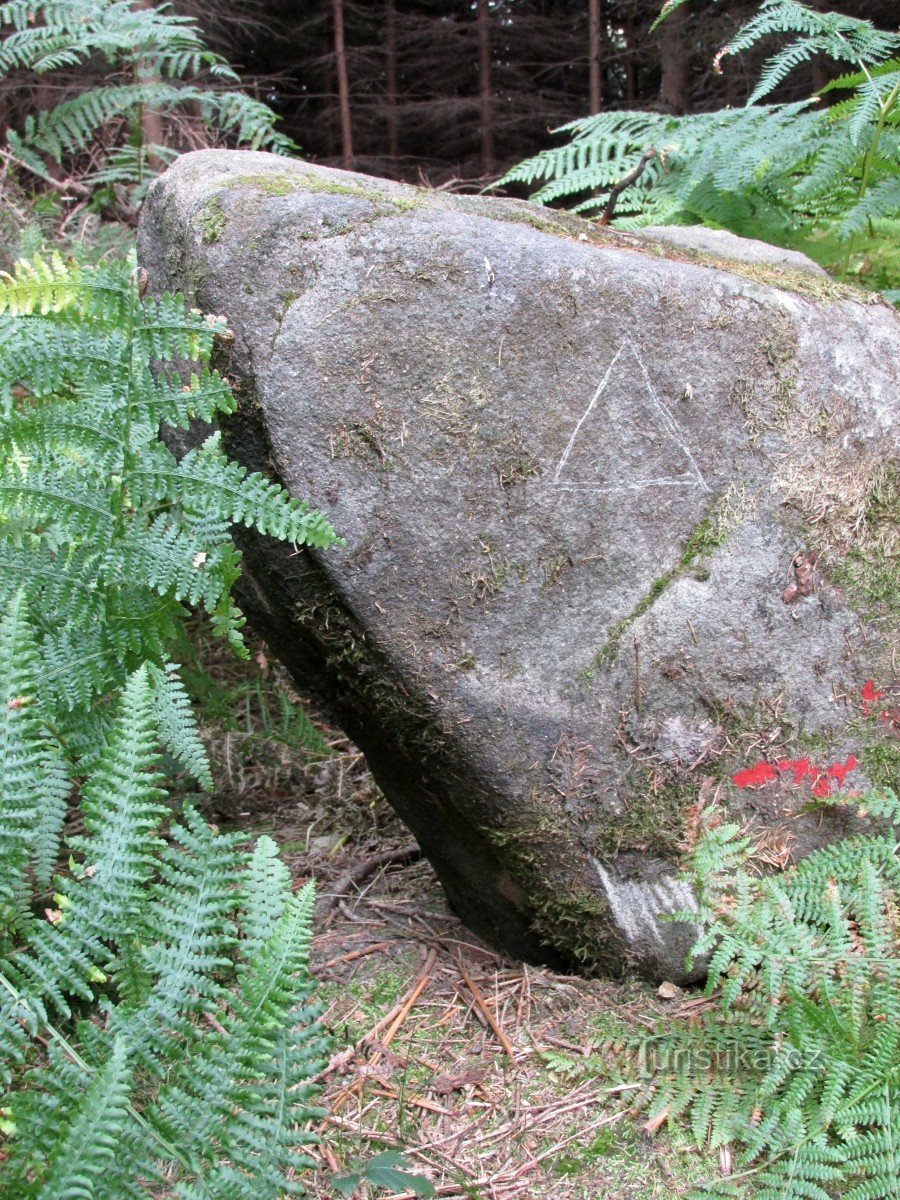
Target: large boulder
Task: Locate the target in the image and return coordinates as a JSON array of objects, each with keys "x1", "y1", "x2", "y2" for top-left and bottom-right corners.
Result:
[
  {"x1": 637, "y1": 225, "x2": 830, "y2": 277},
  {"x1": 139, "y1": 151, "x2": 899, "y2": 981}
]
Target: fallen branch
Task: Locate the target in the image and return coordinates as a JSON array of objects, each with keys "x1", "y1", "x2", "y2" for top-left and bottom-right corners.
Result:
[
  {"x1": 455, "y1": 956, "x2": 515, "y2": 1060},
  {"x1": 329, "y1": 948, "x2": 438, "y2": 1113},
  {"x1": 321, "y1": 939, "x2": 394, "y2": 969},
  {"x1": 379, "y1": 949, "x2": 438, "y2": 1051},
  {"x1": 0, "y1": 147, "x2": 90, "y2": 197},
  {"x1": 310, "y1": 945, "x2": 436, "y2": 1085},
  {"x1": 311, "y1": 842, "x2": 421, "y2": 915},
  {"x1": 596, "y1": 148, "x2": 655, "y2": 225}
]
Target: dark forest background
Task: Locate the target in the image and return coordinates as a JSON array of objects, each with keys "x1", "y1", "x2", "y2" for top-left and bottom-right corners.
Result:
[{"x1": 177, "y1": 0, "x2": 898, "y2": 187}]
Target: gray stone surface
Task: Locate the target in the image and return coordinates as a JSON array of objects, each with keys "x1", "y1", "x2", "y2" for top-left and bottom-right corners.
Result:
[
  {"x1": 638, "y1": 225, "x2": 829, "y2": 277},
  {"x1": 139, "y1": 151, "x2": 900, "y2": 981}
]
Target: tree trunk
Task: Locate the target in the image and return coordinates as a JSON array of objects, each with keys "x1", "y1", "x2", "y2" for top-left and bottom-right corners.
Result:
[
  {"x1": 332, "y1": 0, "x2": 353, "y2": 167},
  {"x1": 321, "y1": 11, "x2": 336, "y2": 160},
  {"x1": 624, "y1": 15, "x2": 636, "y2": 107},
  {"x1": 476, "y1": 0, "x2": 495, "y2": 176},
  {"x1": 385, "y1": 0, "x2": 399, "y2": 165},
  {"x1": 136, "y1": 0, "x2": 165, "y2": 178},
  {"x1": 588, "y1": 0, "x2": 603, "y2": 114},
  {"x1": 657, "y1": 0, "x2": 692, "y2": 115},
  {"x1": 808, "y1": 0, "x2": 831, "y2": 95}
]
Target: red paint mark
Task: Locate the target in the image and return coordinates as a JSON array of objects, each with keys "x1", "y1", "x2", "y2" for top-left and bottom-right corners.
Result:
[
  {"x1": 860, "y1": 679, "x2": 898, "y2": 730},
  {"x1": 861, "y1": 679, "x2": 885, "y2": 715},
  {"x1": 733, "y1": 754, "x2": 858, "y2": 798},
  {"x1": 732, "y1": 761, "x2": 778, "y2": 788},
  {"x1": 776, "y1": 757, "x2": 812, "y2": 785},
  {"x1": 732, "y1": 680, "x2": 890, "y2": 799},
  {"x1": 809, "y1": 770, "x2": 830, "y2": 798},
  {"x1": 826, "y1": 755, "x2": 858, "y2": 787}
]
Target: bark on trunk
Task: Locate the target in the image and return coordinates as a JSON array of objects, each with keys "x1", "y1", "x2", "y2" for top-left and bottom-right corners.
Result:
[
  {"x1": 588, "y1": 0, "x2": 603, "y2": 114},
  {"x1": 623, "y1": 15, "x2": 636, "y2": 107},
  {"x1": 476, "y1": 0, "x2": 495, "y2": 176},
  {"x1": 332, "y1": 0, "x2": 354, "y2": 167},
  {"x1": 657, "y1": 0, "x2": 692, "y2": 115},
  {"x1": 136, "y1": 0, "x2": 165, "y2": 178},
  {"x1": 385, "y1": 0, "x2": 400, "y2": 165}
]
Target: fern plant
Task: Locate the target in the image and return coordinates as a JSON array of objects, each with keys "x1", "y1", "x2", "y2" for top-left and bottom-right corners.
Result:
[
  {"x1": 0, "y1": 0, "x2": 295, "y2": 204},
  {"x1": 0, "y1": 252, "x2": 340, "y2": 1196},
  {"x1": 627, "y1": 790, "x2": 900, "y2": 1200},
  {"x1": 500, "y1": 1, "x2": 899, "y2": 263}
]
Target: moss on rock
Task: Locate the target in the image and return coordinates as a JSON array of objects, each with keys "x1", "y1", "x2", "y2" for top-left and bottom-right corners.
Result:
[{"x1": 198, "y1": 197, "x2": 227, "y2": 243}]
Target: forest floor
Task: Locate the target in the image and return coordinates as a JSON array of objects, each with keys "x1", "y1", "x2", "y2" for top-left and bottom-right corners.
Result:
[{"x1": 185, "y1": 625, "x2": 719, "y2": 1199}]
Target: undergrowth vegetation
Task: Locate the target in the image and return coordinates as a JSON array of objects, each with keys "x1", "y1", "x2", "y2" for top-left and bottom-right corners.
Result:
[
  {"x1": 629, "y1": 793, "x2": 900, "y2": 1200},
  {"x1": 502, "y1": 0, "x2": 899, "y2": 294},
  {"x1": 0, "y1": 0, "x2": 293, "y2": 212},
  {"x1": 0, "y1": 1, "x2": 897, "y2": 1197},
  {"x1": 0, "y1": 254, "x2": 338, "y2": 1197}
]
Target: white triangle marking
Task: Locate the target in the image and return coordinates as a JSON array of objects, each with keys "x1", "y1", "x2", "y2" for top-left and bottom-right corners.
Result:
[{"x1": 553, "y1": 339, "x2": 709, "y2": 494}]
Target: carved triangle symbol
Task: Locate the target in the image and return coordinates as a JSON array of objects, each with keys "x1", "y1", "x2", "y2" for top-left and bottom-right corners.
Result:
[{"x1": 553, "y1": 339, "x2": 708, "y2": 494}]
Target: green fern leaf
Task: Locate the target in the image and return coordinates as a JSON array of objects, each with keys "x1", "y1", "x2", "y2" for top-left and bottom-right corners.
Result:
[
  {"x1": 0, "y1": 593, "x2": 69, "y2": 910},
  {"x1": 35, "y1": 1036, "x2": 133, "y2": 1200},
  {"x1": 108, "y1": 806, "x2": 241, "y2": 1063},
  {"x1": 242, "y1": 836, "x2": 291, "y2": 953},
  {"x1": 132, "y1": 433, "x2": 340, "y2": 547}
]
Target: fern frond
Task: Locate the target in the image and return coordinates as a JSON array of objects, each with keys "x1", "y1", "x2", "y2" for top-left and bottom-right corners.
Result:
[
  {"x1": 0, "y1": 592, "x2": 69, "y2": 917},
  {"x1": 197, "y1": 89, "x2": 297, "y2": 155},
  {"x1": 13, "y1": 667, "x2": 168, "y2": 1007},
  {"x1": 0, "y1": 252, "x2": 133, "y2": 323},
  {"x1": 0, "y1": 252, "x2": 88, "y2": 317},
  {"x1": 38, "y1": 624, "x2": 127, "y2": 712},
  {"x1": 0, "y1": 471, "x2": 115, "y2": 544},
  {"x1": 502, "y1": 1, "x2": 898, "y2": 244},
  {"x1": 34, "y1": 1036, "x2": 134, "y2": 1200},
  {"x1": 145, "y1": 663, "x2": 212, "y2": 789},
  {"x1": 0, "y1": 409, "x2": 125, "y2": 468},
  {"x1": 1, "y1": 0, "x2": 292, "y2": 207},
  {"x1": 0, "y1": 0, "x2": 213, "y2": 74},
  {"x1": 725, "y1": 1, "x2": 899, "y2": 104},
  {"x1": 149, "y1": 880, "x2": 327, "y2": 1193},
  {"x1": 0, "y1": 981, "x2": 34, "y2": 1085},
  {"x1": 132, "y1": 433, "x2": 340, "y2": 547},
  {"x1": 84, "y1": 141, "x2": 179, "y2": 193},
  {"x1": 838, "y1": 176, "x2": 900, "y2": 240},
  {"x1": 0, "y1": 246, "x2": 334, "y2": 1196},
  {"x1": 853, "y1": 787, "x2": 900, "y2": 824},
  {"x1": 0, "y1": 317, "x2": 128, "y2": 402},
  {"x1": 108, "y1": 515, "x2": 237, "y2": 613},
  {"x1": 136, "y1": 290, "x2": 228, "y2": 362},
  {"x1": 844, "y1": 69, "x2": 900, "y2": 145},
  {"x1": 139, "y1": 367, "x2": 237, "y2": 429},
  {"x1": 629, "y1": 785, "x2": 900, "y2": 1200},
  {"x1": 108, "y1": 806, "x2": 241, "y2": 1062},
  {"x1": 242, "y1": 836, "x2": 291, "y2": 954},
  {"x1": 10, "y1": 82, "x2": 192, "y2": 162}
]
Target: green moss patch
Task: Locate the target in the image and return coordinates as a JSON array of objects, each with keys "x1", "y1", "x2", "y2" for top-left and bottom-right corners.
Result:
[
  {"x1": 228, "y1": 171, "x2": 423, "y2": 212},
  {"x1": 583, "y1": 510, "x2": 727, "y2": 679},
  {"x1": 198, "y1": 197, "x2": 227, "y2": 242},
  {"x1": 484, "y1": 822, "x2": 617, "y2": 971},
  {"x1": 862, "y1": 739, "x2": 900, "y2": 790},
  {"x1": 591, "y1": 774, "x2": 694, "y2": 861}
]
